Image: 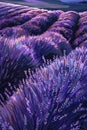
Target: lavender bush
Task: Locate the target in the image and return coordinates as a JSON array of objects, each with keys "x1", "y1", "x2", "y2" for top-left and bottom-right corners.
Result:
[
  {"x1": 74, "y1": 12, "x2": 87, "y2": 48},
  {"x1": 42, "y1": 32, "x2": 72, "y2": 54},
  {"x1": 0, "y1": 38, "x2": 36, "y2": 101},
  {"x1": 48, "y1": 11, "x2": 79, "y2": 43},
  {"x1": 0, "y1": 33, "x2": 72, "y2": 100},
  {"x1": 0, "y1": 47, "x2": 87, "y2": 130}
]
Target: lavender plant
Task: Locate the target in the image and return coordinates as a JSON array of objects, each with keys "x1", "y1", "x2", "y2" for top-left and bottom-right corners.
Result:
[
  {"x1": 74, "y1": 12, "x2": 87, "y2": 48},
  {"x1": 74, "y1": 33, "x2": 87, "y2": 47},
  {"x1": 0, "y1": 38, "x2": 36, "y2": 101},
  {"x1": 20, "y1": 34, "x2": 72, "y2": 66},
  {"x1": 0, "y1": 47, "x2": 87, "y2": 130},
  {"x1": 80, "y1": 40, "x2": 87, "y2": 47},
  {"x1": 48, "y1": 11, "x2": 79, "y2": 43},
  {"x1": 0, "y1": 33, "x2": 72, "y2": 101},
  {"x1": 42, "y1": 32, "x2": 72, "y2": 54}
]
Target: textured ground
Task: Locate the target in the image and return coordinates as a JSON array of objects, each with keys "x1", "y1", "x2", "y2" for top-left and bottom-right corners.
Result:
[{"x1": 0, "y1": 2, "x2": 87, "y2": 130}]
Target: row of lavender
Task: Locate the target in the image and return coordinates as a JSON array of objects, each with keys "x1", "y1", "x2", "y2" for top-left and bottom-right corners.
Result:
[
  {"x1": 0, "y1": 2, "x2": 87, "y2": 130},
  {"x1": 0, "y1": 2, "x2": 87, "y2": 49},
  {"x1": 0, "y1": 2, "x2": 87, "y2": 48}
]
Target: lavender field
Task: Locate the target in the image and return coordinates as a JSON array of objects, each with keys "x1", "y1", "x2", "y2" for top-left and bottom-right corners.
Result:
[{"x1": 0, "y1": 2, "x2": 87, "y2": 130}]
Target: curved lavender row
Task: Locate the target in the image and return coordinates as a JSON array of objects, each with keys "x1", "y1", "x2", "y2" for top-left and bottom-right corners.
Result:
[
  {"x1": 0, "y1": 47, "x2": 87, "y2": 130},
  {"x1": 0, "y1": 10, "x2": 61, "y2": 38},
  {"x1": 41, "y1": 32, "x2": 72, "y2": 55},
  {"x1": 0, "y1": 7, "x2": 15, "y2": 13},
  {"x1": 25, "y1": 36, "x2": 62, "y2": 64},
  {"x1": 0, "y1": 3, "x2": 30, "y2": 19},
  {"x1": 0, "y1": 2, "x2": 87, "y2": 50},
  {"x1": 74, "y1": 12, "x2": 87, "y2": 47},
  {"x1": 0, "y1": 8, "x2": 33, "y2": 20},
  {"x1": 0, "y1": 4, "x2": 26, "y2": 11},
  {"x1": 0, "y1": 9, "x2": 46, "y2": 30},
  {"x1": 0, "y1": 3, "x2": 28, "y2": 9},
  {"x1": 0, "y1": 33, "x2": 72, "y2": 99},
  {"x1": 21, "y1": 11, "x2": 61, "y2": 36},
  {"x1": 0, "y1": 2, "x2": 28, "y2": 10},
  {"x1": 47, "y1": 11, "x2": 79, "y2": 43},
  {"x1": 13, "y1": 35, "x2": 72, "y2": 65},
  {"x1": 0, "y1": 7, "x2": 30, "y2": 19},
  {"x1": 79, "y1": 40, "x2": 87, "y2": 47}
]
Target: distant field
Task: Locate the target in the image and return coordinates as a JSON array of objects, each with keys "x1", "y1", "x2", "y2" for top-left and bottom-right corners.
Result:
[{"x1": 0, "y1": 0, "x2": 87, "y2": 11}]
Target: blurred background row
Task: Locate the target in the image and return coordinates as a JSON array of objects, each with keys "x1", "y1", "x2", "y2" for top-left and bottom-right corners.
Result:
[{"x1": 0, "y1": 0, "x2": 87, "y2": 11}]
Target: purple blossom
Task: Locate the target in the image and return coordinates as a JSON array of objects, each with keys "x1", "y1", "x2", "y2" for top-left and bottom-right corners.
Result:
[
  {"x1": 0, "y1": 47, "x2": 87, "y2": 130},
  {"x1": 47, "y1": 11, "x2": 79, "y2": 44},
  {"x1": 0, "y1": 38, "x2": 36, "y2": 101},
  {"x1": 42, "y1": 32, "x2": 72, "y2": 54},
  {"x1": 74, "y1": 12, "x2": 87, "y2": 48}
]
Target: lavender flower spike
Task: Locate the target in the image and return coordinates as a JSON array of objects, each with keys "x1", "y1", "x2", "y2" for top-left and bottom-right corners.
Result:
[{"x1": 0, "y1": 47, "x2": 87, "y2": 130}]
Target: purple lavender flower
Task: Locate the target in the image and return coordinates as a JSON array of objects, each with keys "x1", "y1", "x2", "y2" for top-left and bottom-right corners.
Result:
[
  {"x1": 74, "y1": 33, "x2": 87, "y2": 47},
  {"x1": 47, "y1": 11, "x2": 79, "y2": 44},
  {"x1": 42, "y1": 32, "x2": 72, "y2": 54},
  {"x1": 28, "y1": 36, "x2": 62, "y2": 63},
  {"x1": 0, "y1": 47, "x2": 87, "y2": 130},
  {"x1": 0, "y1": 38, "x2": 36, "y2": 101},
  {"x1": 75, "y1": 25, "x2": 87, "y2": 37},
  {"x1": 74, "y1": 12, "x2": 87, "y2": 48},
  {"x1": 59, "y1": 11, "x2": 79, "y2": 21}
]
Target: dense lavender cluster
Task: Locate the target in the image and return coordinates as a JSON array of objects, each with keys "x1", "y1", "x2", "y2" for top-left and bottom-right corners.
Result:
[
  {"x1": 0, "y1": 47, "x2": 87, "y2": 130},
  {"x1": 74, "y1": 12, "x2": 87, "y2": 48},
  {"x1": 0, "y1": 2, "x2": 87, "y2": 130},
  {"x1": 0, "y1": 34, "x2": 71, "y2": 100},
  {"x1": 0, "y1": 2, "x2": 87, "y2": 49},
  {"x1": 0, "y1": 37, "x2": 37, "y2": 102},
  {"x1": 0, "y1": 2, "x2": 87, "y2": 50}
]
